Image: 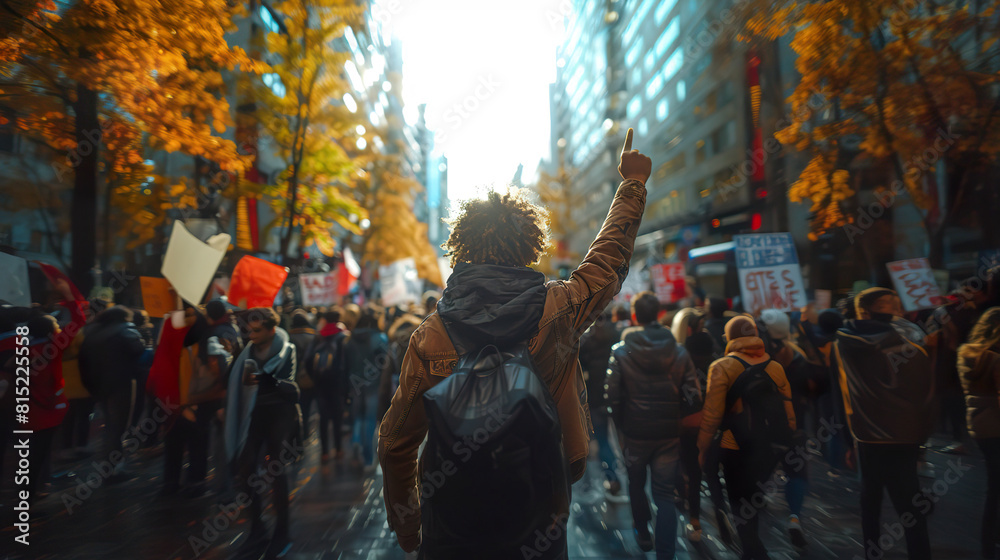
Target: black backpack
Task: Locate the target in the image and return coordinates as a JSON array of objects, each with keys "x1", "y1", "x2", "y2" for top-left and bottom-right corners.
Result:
[
  {"x1": 306, "y1": 333, "x2": 348, "y2": 392},
  {"x1": 722, "y1": 356, "x2": 794, "y2": 462},
  {"x1": 420, "y1": 343, "x2": 571, "y2": 559}
]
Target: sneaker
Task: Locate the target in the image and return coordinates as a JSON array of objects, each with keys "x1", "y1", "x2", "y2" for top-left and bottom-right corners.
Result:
[
  {"x1": 634, "y1": 527, "x2": 654, "y2": 552},
  {"x1": 685, "y1": 520, "x2": 703, "y2": 543},
  {"x1": 918, "y1": 461, "x2": 936, "y2": 479},
  {"x1": 788, "y1": 516, "x2": 807, "y2": 548}
]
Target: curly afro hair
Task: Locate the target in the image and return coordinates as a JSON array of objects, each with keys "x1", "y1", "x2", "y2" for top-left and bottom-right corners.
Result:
[{"x1": 442, "y1": 189, "x2": 549, "y2": 268}]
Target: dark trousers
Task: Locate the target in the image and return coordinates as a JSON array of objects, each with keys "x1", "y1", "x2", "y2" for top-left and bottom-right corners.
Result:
[
  {"x1": 857, "y1": 442, "x2": 931, "y2": 560},
  {"x1": 28, "y1": 427, "x2": 57, "y2": 499},
  {"x1": 163, "y1": 401, "x2": 218, "y2": 490},
  {"x1": 721, "y1": 448, "x2": 773, "y2": 560},
  {"x1": 315, "y1": 390, "x2": 343, "y2": 455},
  {"x1": 679, "y1": 428, "x2": 702, "y2": 520},
  {"x1": 101, "y1": 381, "x2": 135, "y2": 459},
  {"x1": 622, "y1": 436, "x2": 680, "y2": 559},
  {"x1": 978, "y1": 437, "x2": 1000, "y2": 559},
  {"x1": 237, "y1": 403, "x2": 299, "y2": 539},
  {"x1": 62, "y1": 397, "x2": 94, "y2": 450}
]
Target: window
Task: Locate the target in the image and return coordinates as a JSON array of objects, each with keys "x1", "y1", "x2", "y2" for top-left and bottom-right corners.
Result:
[
  {"x1": 654, "y1": 0, "x2": 678, "y2": 24},
  {"x1": 631, "y1": 66, "x2": 643, "y2": 89},
  {"x1": 262, "y1": 73, "x2": 286, "y2": 98},
  {"x1": 656, "y1": 98, "x2": 669, "y2": 121},
  {"x1": 638, "y1": 117, "x2": 648, "y2": 137},
  {"x1": 627, "y1": 95, "x2": 642, "y2": 119},
  {"x1": 717, "y1": 81, "x2": 735, "y2": 105},
  {"x1": 663, "y1": 49, "x2": 684, "y2": 82},
  {"x1": 625, "y1": 39, "x2": 643, "y2": 67},
  {"x1": 695, "y1": 139, "x2": 707, "y2": 163},
  {"x1": 259, "y1": 5, "x2": 281, "y2": 33},
  {"x1": 645, "y1": 72, "x2": 663, "y2": 100},
  {"x1": 623, "y1": 0, "x2": 655, "y2": 45},
  {"x1": 701, "y1": 91, "x2": 718, "y2": 115},
  {"x1": 644, "y1": 50, "x2": 657, "y2": 73},
  {"x1": 711, "y1": 123, "x2": 734, "y2": 155},
  {"x1": 656, "y1": 153, "x2": 686, "y2": 180},
  {"x1": 677, "y1": 80, "x2": 686, "y2": 103},
  {"x1": 654, "y1": 18, "x2": 680, "y2": 59}
]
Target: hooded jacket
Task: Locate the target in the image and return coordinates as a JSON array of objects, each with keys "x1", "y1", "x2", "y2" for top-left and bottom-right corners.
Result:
[
  {"x1": 78, "y1": 307, "x2": 145, "y2": 398},
  {"x1": 606, "y1": 323, "x2": 701, "y2": 441},
  {"x1": 377, "y1": 178, "x2": 646, "y2": 540},
  {"x1": 835, "y1": 318, "x2": 934, "y2": 444}
]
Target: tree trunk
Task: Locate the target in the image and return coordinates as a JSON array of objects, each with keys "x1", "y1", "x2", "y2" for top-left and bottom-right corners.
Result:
[
  {"x1": 279, "y1": 171, "x2": 298, "y2": 260},
  {"x1": 71, "y1": 81, "x2": 100, "y2": 295}
]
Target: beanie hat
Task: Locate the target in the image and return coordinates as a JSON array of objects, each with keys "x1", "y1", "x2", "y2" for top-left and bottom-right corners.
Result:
[{"x1": 759, "y1": 309, "x2": 791, "y2": 340}]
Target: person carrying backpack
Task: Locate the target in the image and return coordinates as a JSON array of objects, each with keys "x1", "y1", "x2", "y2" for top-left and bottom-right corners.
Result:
[
  {"x1": 698, "y1": 315, "x2": 796, "y2": 560},
  {"x1": 307, "y1": 309, "x2": 350, "y2": 463},
  {"x1": 378, "y1": 128, "x2": 651, "y2": 558}
]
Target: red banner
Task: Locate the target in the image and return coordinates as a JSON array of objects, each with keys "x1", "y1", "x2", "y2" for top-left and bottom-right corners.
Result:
[{"x1": 228, "y1": 256, "x2": 288, "y2": 309}]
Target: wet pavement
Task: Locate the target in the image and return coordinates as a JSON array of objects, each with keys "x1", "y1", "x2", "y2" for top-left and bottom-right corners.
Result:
[{"x1": 0, "y1": 413, "x2": 986, "y2": 559}]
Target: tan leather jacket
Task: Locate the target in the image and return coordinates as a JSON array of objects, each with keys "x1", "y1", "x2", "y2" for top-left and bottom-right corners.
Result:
[{"x1": 377, "y1": 179, "x2": 646, "y2": 538}]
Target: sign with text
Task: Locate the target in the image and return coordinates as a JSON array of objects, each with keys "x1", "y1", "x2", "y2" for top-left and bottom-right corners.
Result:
[
  {"x1": 650, "y1": 263, "x2": 686, "y2": 303},
  {"x1": 734, "y1": 233, "x2": 807, "y2": 313},
  {"x1": 379, "y1": 258, "x2": 421, "y2": 307},
  {"x1": 886, "y1": 258, "x2": 944, "y2": 311},
  {"x1": 299, "y1": 272, "x2": 337, "y2": 307}
]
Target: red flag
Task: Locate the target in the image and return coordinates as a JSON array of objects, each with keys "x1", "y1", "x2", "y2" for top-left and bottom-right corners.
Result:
[
  {"x1": 35, "y1": 262, "x2": 86, "y2": 303},
  {"x1": 228, "y1": 255, "x2": 288, "y2": 308},
  {"x1": 337, "y1": 247, "x2": 360, "y2": 296}
]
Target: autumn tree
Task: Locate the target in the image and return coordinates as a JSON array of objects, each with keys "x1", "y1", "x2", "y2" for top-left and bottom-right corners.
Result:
[
  {"x1": 529, "y1": 149, "x2": 580, "y2": 277},
  {"x1": 737, "y1": 1, "x2": 1000, "y2": 268},
  {"x1": 0, "y1": 0, "x2": 257, "y2": 291},
  {"x1": 250, "y1": 0, "x2": 365, "y2": 259}
]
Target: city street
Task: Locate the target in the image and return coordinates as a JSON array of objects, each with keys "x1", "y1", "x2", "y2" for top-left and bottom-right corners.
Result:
[{"x1": 0, "y1": 412, "x2": 986, "y2": 559}]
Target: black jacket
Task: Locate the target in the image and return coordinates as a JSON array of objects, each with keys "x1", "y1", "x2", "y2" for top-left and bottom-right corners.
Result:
[
  {"x1": 606, "y1": 323, "x2": 702, "y2": 441},
  {"x1": 835, "y1": 318, "x2": 934, "y2": 444},
  {"x1": 78, "y1": 308, "x2": 145, "y2": 398}
]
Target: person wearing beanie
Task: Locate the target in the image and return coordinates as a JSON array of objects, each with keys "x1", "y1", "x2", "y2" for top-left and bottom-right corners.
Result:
[
  {"x1": 698, "y1": 315, "x2": 797, "y2": 559},
  {"x1": 835, "y1": 288, "x2": 934, "y2": 560}
]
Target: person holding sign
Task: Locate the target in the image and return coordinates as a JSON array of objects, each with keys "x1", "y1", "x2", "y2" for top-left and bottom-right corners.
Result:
[{"x1": 378, "y1": 129, "x2": 650, "y2": 557}]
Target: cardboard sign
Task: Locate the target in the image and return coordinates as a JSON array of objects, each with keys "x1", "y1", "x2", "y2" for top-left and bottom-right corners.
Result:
[
  {"x1": 161, "y1": 221, "x2": 230, "y2": 306},
  {"x1": 0, "y1": 252, "x2": 30, "y2": 307},
  {"x1": 650, "y1": 263, "x2": 686, "y2": 303},
  {"x1": 299, "y1": 272, "x2": 337, "y2": 307},
  {"x1": 228, "y1": 255, "x2": 288, "y2": 309},
  {"x1": 734, "y1": 233, "x2": 807, "y2": 314},
  {"x1": 140, "y1": 277, "x2": 176, "y2": 317},
  {"x1": 887, "y1": 258, "x2": 944, "y2": 311},
  {"x1": 379, "y1": 258, "x2": 420, "y2": 307}
]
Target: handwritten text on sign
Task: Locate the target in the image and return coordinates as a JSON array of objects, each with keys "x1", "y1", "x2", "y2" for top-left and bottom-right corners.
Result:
[
  {"x1": 650, "y1": 263, "x2": 686, "y2": 303},
  {"x1": 734, "y1": 233, "x2": 806, "y2": 313},
  {"x1": 886, "y1": 258, "x2": 943, "y2": 311},
  {"x1": 299, "y1": 272, "x2": 338, "y2": 307}
]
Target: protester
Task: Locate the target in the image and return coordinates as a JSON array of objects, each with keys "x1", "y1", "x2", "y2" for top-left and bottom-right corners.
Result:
[
  {"x1": 957, "y1": 307, "x2": 1000, "y2": 560},
  {"x1": 579, "y1": 306, "x2": 622, "y2": 494},
  {"x1": 288, "y1": 310, "x2": 318, "y2": 441},
  {"x1": 345, "y1": 305, "x2": 388, "y2": 469},
  {"x1": 698, "y1": 315, "x2": 797, "y2": 559},
  {"x1": 704, "y1": 296, "x2": 730, "y2": 351},
  {"x1": 835, "y1": 288, "x2": 934, "y2": 560},
  {"x1": 78, "y1": 304, "x2": 145, "y2": 483},
  {"x1": 224, "y1": 307, "x2": 300, "y2": 557},
  {"x1": 606, "y1": 291, "x2": 701, "y2": 557},
  {"x1": 378, "y1": 128, "x2": 650, "y2": 556},
  {"x1": 306, "y1": 309, "x2": 350, "y2": 462}
]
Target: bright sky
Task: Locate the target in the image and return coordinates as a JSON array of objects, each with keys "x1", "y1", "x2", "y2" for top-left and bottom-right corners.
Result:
[{"x1": 381, "y1": 0, "x2": 569, "y2": 202}]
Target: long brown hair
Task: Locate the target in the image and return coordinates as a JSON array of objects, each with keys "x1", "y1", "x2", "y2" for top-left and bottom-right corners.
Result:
[{"x1": 959, "y1": 307, "x2": 1000, "y2": 361}]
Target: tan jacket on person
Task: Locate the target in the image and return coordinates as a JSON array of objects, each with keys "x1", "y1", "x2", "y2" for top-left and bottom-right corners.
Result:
[
  {"x1": 377, "y1": 179, "x2": 647, "y2": 540},
  {"x1": 697, "y1": 336, "x2": 797, "y2": 454},
  {"x1": 959, "y1": 349, "x2": 1000, "y2": 439}
]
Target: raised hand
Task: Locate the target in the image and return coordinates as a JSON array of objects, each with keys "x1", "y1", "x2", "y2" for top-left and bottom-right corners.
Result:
[{"x1": 618, "y1": 127, "x2": 652, "y2": 184}]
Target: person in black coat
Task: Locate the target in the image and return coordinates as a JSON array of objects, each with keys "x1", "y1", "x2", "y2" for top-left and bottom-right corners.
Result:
[
  {"x1": 606, "y1": 292, "x2": 702, "y2": 557},
  {"x1": 78, "y1": 305, "x2": 145, "y2": 482}
]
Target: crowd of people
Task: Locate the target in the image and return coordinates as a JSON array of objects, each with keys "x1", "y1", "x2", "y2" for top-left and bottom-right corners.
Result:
[
  {"x1": 3, "y1": 128, "x2": 998, "y2": 560},
  {"x1": 0, "y1": 264, "x2": 440, "y2": 558}
]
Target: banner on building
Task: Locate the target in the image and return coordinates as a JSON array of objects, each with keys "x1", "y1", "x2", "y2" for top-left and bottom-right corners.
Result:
[
  {"x1": 0, "y1": 252, "x2": 30, "y2": 307},
  {"x1": 650, "y1": 263, "x2": 686, "y2": 303},
  {"x1": 886, "y1": 258, "x2": 944, "y2": 312},
  {"x1": 379, "y1": 258, "x2": 421, "y2": 307},
  {"x1": 299, "y1": 272, "x2": 337, "y2": 307},
  {"x1": 161, "y1": 221, "x2": 230, "y2": 306},
  {"x1": 734, "y1": 233, "x2": 807, "y2": 314},
  {"x1": 140, "y1": 277, "x2": 176, "y2": 318}
]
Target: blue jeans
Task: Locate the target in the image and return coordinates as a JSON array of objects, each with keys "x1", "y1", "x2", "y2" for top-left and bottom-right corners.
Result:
[
  {"x1": 351, "y1": 393, "x2": 379, "y2": 465},
  {"x1": 622, "y1": 436, "x2": 680, "y2": 559},
  {"x1": 591, "y1": 408, "x2": 618, "y2": 482}
]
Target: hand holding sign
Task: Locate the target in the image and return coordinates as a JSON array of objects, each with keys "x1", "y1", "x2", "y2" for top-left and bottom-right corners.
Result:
[{"x1": 618, "y1": 127, "x2": 652, "y2": 184}]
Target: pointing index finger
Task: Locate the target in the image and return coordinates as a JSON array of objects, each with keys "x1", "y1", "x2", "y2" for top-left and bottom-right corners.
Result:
[{"x1": 622, "y1": 127, "x2": 633, "y2": 154}]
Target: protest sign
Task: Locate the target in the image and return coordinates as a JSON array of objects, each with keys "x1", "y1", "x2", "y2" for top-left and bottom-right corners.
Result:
[
  {"x1": 650, "y1": 263, "x2": 686, "y2": 303},
  {"x1": 228, "y1": 255, "x2": 288, "y2": 308},
  {"x1": 299, "y1": 272, "x2": 337, "y2": 306},
  {"x1": 379, "y1": 258, "x2": 420, "y2": 307},
  {"x1": 161, "y1": 221, "x2": 230, "y2": 306},
  {"x1": 734, "y1": 233, "x2": 807, "y2": 313},
  {"x1": 140, "y1": 277, "x2": 175, "y2": 317},
  {"x1": 886, "y1": 258, "x2": 944, "y2": 311}
]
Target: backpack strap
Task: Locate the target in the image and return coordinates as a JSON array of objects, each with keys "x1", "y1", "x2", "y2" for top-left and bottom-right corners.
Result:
[{"x1": 723, "y1": 356, "x2": 771, "y2": 415}]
